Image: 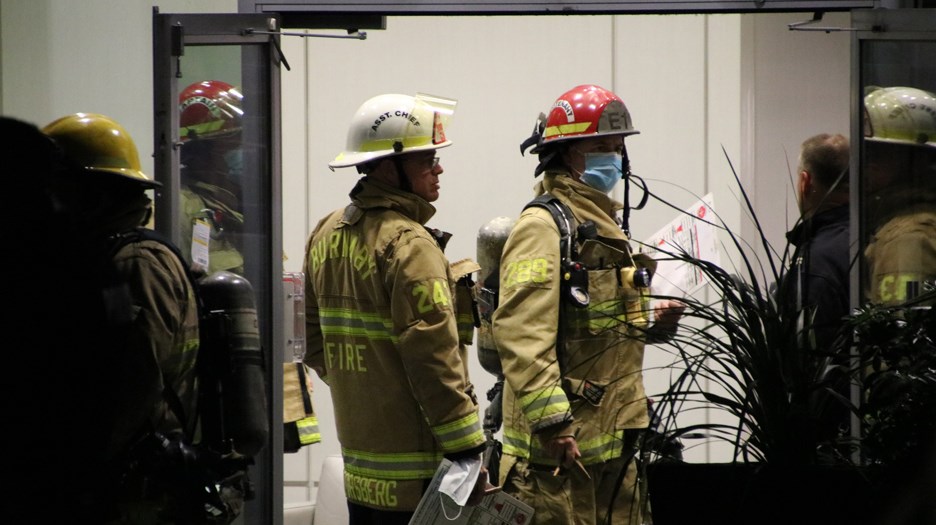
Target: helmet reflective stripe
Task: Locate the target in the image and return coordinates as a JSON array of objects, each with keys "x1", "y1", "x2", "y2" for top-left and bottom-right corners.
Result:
[
  {"x1": 181, "y1": 120, "x2": 230, "y2": 139},
  {"x1": 544, "y1": 121, "x2": 593, "y2": 139},
  {"x1": 342, "y1": 447, "x2": 443, "y2": 479},
  {"x1": 352, "y1": 134, "x2": 434, "y2": 154}
]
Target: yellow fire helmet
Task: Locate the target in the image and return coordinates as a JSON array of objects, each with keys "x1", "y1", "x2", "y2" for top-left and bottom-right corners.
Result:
[
  {"x1": 43, "y1": 112, "x2": 160, "y2": 188},
  {"x1": 329, "y1": 93, "x2": 456, "y2": 170},
  {"x1": 864, "y1": 86, "x2": 936, "y2": 149}
]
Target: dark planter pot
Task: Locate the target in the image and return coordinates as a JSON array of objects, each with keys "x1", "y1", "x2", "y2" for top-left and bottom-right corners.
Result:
[{"x1": 646, "y1": 461, "x2": 875, "y2": 525}]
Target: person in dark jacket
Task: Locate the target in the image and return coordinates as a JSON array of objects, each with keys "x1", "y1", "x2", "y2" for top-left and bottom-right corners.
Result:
[
  {"x1": 783, "y1": 132, "x2": 852, "y2": 352},
  {"x1": 778, "y1": 132, "x2": 853, "y2": 454}
]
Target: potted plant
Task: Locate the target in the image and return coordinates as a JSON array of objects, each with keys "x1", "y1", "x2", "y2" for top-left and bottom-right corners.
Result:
[{"x1": 635, "y1": 153, "x2": 935, "y2": 524}]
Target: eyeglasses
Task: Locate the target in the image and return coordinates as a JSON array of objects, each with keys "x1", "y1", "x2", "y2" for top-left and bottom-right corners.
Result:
[{"x1": 404, "y1": 155, "x2": 441, "y2": 171}]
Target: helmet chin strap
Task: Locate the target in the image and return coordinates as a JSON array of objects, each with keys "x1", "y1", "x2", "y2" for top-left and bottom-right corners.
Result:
[
  {"x1": 620, "y1": 143, "x2": 649, "y2": 239},
  {"x1": 392, "y1": 155, "x2": 413, "y2": 194},
  {"x1": 389, "y1": 140, "x2": 414, "y2": 193}
]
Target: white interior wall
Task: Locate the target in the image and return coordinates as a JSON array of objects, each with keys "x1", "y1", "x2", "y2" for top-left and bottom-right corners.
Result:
[
  {"x1": 1, "y1": 0, "x2": 850, "y2": 512},
  {"x1": 282, "y1": 13, "x2": 747, "y2": 497}
]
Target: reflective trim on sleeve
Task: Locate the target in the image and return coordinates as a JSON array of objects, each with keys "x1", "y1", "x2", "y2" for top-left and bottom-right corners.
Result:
[
  {"x1": 502, "y1": 427, "x2": 532, "y2": 459},
  {"x1": 297, "y1": 416, "x2": 321, "y2": 445},
  {"x1": 519, "y1": 384, "x2": 571, "y2": 427},
  {"x1": 431, "y1": 412, "x2": 485, "y2": 452}
]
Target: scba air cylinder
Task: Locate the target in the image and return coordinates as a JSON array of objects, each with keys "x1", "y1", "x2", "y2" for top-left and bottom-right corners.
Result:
[
  {"x1": 476, "y1": 216, "x2": 516, "y2": 376},
  {"x1": 197, "y1": 271, "x2": 269, "y2": 457}
]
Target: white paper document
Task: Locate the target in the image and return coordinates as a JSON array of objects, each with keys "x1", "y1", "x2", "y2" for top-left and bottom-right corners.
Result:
[
  {"x1": 645, "y1": 193, "x2": 721, "y2": 298},
  {"x1": 408, "y1": 459, "x2": 534, "y2": 525}
]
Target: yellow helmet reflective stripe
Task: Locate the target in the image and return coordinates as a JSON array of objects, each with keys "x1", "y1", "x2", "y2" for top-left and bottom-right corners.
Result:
[
  {"x1": 543, "y1": 121, "x2": 593, "y2": 140},
  {"x1": 42, "y1": 112, "x2": 159, "y2": 188}
]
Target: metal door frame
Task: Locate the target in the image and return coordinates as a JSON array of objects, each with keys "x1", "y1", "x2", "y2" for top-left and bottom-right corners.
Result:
[{"x1": 153, "y1": 10, "x2": 285, "y2": 525}]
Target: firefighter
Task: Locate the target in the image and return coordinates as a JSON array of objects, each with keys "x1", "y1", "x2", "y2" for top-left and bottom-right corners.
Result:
[
  {"x1": 492, "y1": 85, "x2": 685, "y2": 524},
  {"x1": 44, "y1": 113, "x2": 202, "y2": 523},
  {"x1": 179, "y1": 79, "x2": 246, "y2": 275},
  {"x1": 302, "y1": 93, "x2": 490, "y2": 524},
  {"x1": 863, "y1": 86, "x2": 936, "y2": 306}
]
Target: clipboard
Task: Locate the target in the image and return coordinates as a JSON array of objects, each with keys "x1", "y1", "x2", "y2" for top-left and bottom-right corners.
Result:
[{"x1": 408, "y1": 459, "x2": 534, "y2": 525}]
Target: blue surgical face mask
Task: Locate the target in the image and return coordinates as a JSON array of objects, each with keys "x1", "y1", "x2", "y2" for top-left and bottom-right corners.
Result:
[{"x1": 579, "y1": 152, "x2": 622, "y2": 193}]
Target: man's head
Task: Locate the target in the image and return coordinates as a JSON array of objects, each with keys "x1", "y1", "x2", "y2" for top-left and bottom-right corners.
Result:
[
  {"x1": 796, "y1": 133, "x2": 849, "y2": 216},
  {"x1": 43, "y1": 113, "x2": 159, "y2": 230},
  {"x1": 521, "y1": 84, "x2": 638, "y2": 189},
  {"x1": 361, "y1": 150, "x2": 443, "y2": 202},
  {"x1": 330, "y1": 93, "x2": 455, "y2": 202}
]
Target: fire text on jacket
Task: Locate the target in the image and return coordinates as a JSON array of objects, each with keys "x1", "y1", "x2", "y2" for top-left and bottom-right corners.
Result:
[{"x1": 325, "y1": 342, "x2": 367, "y2": 372}]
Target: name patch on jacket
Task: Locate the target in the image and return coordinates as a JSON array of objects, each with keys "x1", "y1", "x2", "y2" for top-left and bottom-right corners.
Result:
[
  {"x1": 308, "y1": 229, "x2": 376, "y2": 279},
  {"x1": 344, "y1": 472, "x2": 398, "y2": 507}
]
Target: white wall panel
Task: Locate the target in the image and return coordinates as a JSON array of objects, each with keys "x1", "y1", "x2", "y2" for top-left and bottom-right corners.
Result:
[{"x1": 0, "y1": 0, "x2": 851, "y2": 509}]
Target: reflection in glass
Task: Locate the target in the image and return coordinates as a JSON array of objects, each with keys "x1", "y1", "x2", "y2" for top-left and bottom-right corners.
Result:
[
  {"x1": 179, "y1": 79, "x2": 247, "y2": 276},
  {"x1": 861, "y1": 81, "x2": 936, "y2": 306}
]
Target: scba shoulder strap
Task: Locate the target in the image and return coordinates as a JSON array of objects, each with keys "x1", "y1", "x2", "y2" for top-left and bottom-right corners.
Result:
[
  {"x1": 522, "y1": 195, "x2": 590, "y2": 309},
  {"x1": 523, "y1": 194, "x2": 575, "y2": 262}
]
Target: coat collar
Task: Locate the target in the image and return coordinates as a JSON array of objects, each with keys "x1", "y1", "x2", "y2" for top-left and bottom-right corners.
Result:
[
  {"x1": 786, "y1": 204, "x2": 849, "y2": 248},
  {"x1": 349, "y1": 177, "x2": 437, "y2": 225},
  {"x1": 538, "y1": 171, "x2": 627, "y2": 240}
]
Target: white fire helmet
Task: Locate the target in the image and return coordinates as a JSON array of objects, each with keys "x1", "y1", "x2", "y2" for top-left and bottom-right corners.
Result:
[
  {"x1": 864, "y1": 85, "x2": 936, "y2": 149},
  {"x1": 329, "y1": 93, "x2": 456, "y2": 170}
]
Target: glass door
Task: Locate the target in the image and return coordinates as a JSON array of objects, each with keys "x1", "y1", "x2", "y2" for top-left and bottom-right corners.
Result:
[
  {"x1": 153, "y1": 11, "x2": 284, "y2": 525},
  {"x1": 852, "y1": 9, "x2": 936, "y2": 307}
]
